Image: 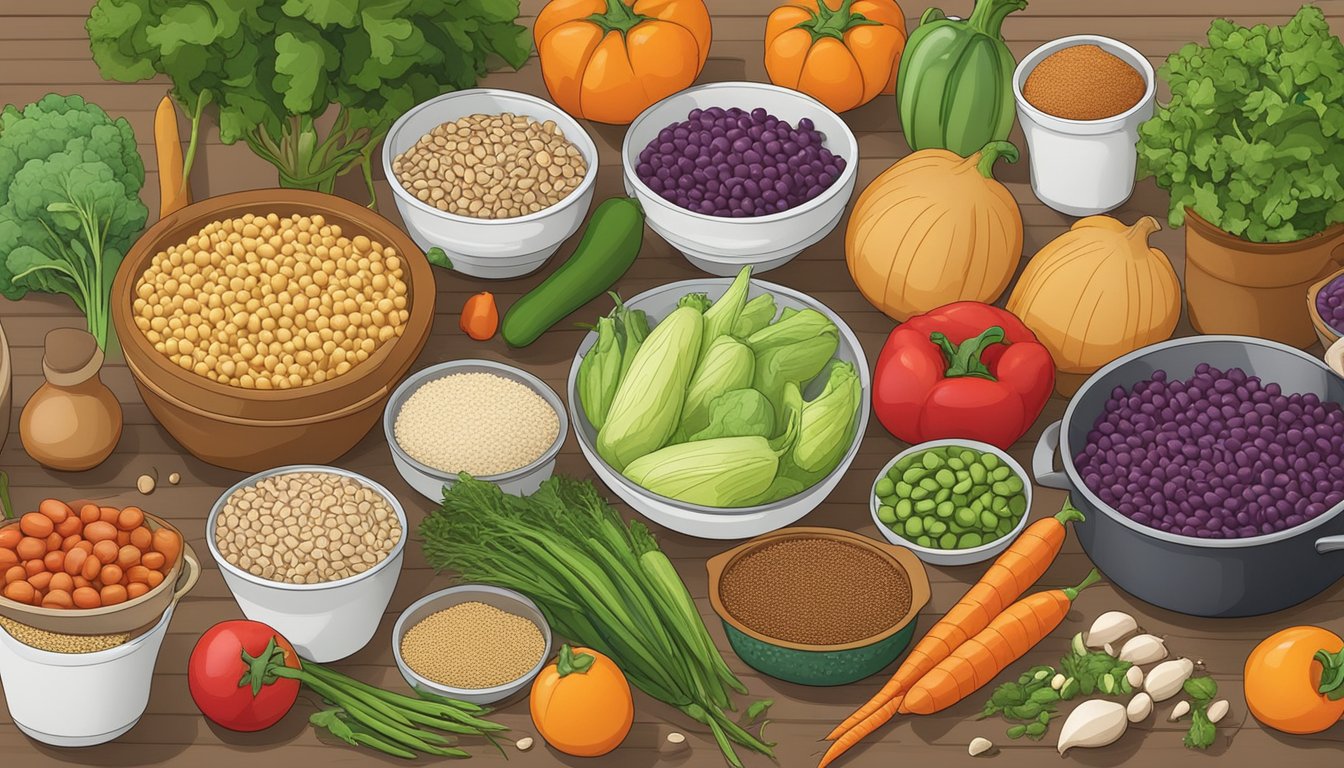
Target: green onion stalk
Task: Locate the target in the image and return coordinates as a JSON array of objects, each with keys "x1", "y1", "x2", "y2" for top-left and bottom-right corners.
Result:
[{"x1": 421, "y1": 476, "x2": 776, "y2": 768}]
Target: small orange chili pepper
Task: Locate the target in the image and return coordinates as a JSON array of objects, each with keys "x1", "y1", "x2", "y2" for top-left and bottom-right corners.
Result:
[{"x1": 460, "y1": 292, "x2": 499, "y2": 341}]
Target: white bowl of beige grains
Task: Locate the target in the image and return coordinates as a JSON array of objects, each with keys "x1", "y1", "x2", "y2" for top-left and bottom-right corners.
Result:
[
  {"x1": 206, "y1": 466, "x2": 407, "y2": 663},
  {"x1": 393, "y1": 584, "x2": 552, "y2": 705},
  {"x1": 384, "y1": 359, "x2": 567, "y2": 502},
  {"x1": 383, "y1": 88, "x2": 598, "y2": 280}
]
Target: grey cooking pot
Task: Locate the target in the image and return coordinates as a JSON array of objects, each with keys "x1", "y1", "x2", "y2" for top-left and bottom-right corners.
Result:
[{"x1": 1034, "y1": 336, "x2": 1344, "y2": 617}]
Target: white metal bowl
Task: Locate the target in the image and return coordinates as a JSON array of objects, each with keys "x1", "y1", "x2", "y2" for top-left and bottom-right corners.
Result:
[
  {"x1": 567, "y1": 277, "x2": 870, "y2": 540},
  {"x1": 870, "y1": 439, "x2": 1033, "y2": 566},
  {"x1": 392, "y1": 584, "x2": 553, "y2": 705},
  {"x1": 206, "y1": 465, "x2": 408, "y2": 662},
  {"x1": 383, "y1": 88, "x2": 599, "y2": 279},
  {"x1": 384, "y1": 359, "x2": 567, "y2": 502},
  {"x1": 621, "y1": 82, "x2": 859, "y2": 275}
]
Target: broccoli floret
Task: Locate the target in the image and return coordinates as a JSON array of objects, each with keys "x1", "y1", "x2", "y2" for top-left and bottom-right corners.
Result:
[{"x1": 0, "y1": 94, "x2": 147, "y2": 350}]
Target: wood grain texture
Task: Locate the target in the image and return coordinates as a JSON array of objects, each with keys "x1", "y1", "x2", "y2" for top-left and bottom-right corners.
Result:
[{"x1": 0, "y1": 0, "x2": 1341, "y2": 766}]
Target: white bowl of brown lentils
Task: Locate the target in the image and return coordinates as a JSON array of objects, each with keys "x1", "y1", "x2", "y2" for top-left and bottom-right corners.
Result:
[
  {"x1": 206, "y1": 465, "x2": 407, "y2": 662},
  {"x1": 383, "y1": 88, "x2": 598, "y2": 280},
  {"x1": 392, "y1": 584, "x2": 552, "y2": 705},
  {"x1": 384, "y1": 359, "x2": 567, "y2": 501}
]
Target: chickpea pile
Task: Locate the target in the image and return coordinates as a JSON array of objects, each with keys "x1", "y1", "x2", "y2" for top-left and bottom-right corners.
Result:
[{"x1": 133, "y1": 213, "x2": 411, "y2": 390}]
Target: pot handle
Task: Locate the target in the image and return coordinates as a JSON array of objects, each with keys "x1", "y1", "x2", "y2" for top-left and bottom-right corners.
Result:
[
  {"x1": 173, "y1": 544, "x2": 201, "y2": 601},
  {"x1": 1316, "y1": 536, "x2": 1344, "y2": 554},
  {"x1": 1032, "y1": 421, "x2": 1071, "y2": 490}
]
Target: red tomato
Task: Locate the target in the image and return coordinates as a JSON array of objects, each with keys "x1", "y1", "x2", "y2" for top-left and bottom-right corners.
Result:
[{"x1": 188, "y1": 620, "x2": 300, "y2": 732}]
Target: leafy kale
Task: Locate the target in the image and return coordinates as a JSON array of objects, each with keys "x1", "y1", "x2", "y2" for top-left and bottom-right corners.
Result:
[
  {"x1": 1137, "y1": 5, "x2": 1344, "y2": 243},
  {"x1": 0, "y1": 94, "x2": 147, "y2": 350},
  {"x1": 87, "y1": 0, "x2": 532, "y2": 203}
]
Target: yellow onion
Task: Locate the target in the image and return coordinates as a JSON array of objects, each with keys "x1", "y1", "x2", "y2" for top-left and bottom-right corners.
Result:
[{"x1": 1006, "y1": 215, "x2": 1180, "y2": 395}]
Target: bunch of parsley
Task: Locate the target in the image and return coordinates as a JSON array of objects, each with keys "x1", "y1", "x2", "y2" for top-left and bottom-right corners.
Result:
[
  {"x1": 1137, "y1": 5, "x2": 1344, "y2": 243},
  {"x1": 87, "y1": 0, "x2": 531, "y2": 204}
]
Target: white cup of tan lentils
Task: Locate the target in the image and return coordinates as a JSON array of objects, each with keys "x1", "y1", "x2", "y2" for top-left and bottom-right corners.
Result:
[
  {"x1": 206, "y1": 466, "x2": 408, "y2": 662},
  {"x1": 382, "y1": 89, "x2": 599, "y2": 279}
]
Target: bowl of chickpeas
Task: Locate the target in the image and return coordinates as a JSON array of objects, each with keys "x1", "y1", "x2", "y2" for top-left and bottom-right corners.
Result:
[{"x1": 111, "y1": 189, "x2": 436, "y2": 472}]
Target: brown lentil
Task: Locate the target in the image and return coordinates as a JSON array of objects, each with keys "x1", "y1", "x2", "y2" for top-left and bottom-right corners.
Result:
[
  {"x1": 392, "y1": 113, "x2": 587, "y2": 220},
  {"x1": 400, "y1": 601, "x2": 545, "y2": 689},
  {"x1": 215, "y1": 471, "x2": 401, "y2": 585},
  {"x1": 720, "y1": 537, "x2": 911, "y2": 646},
  {"x1": 0, "y1": 615, "x2": 129, "y2": 653},
  {"x1": 133, "y1": 213, "x2": 410, "y2": 390},
  {"x1": 394, "y1": 372, "x2": 559, "y2": 476},
  {"x1": 1023, "y1": 44, "x2": 1145, "y2": 121}
]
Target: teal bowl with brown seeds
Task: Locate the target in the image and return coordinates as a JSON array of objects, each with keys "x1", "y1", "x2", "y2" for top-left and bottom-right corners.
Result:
[{"x1": 707, "y1": 527, "x2": 930, "y2": 687}]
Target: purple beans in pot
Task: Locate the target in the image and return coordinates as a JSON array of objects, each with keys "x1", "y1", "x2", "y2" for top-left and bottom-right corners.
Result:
[
  {"x1": 1318, "y1": 274, "x2": 1344, "y2": 334},
  {"x1": 1074, "y1": 364, "x2": 1344, "y2": 539},
  {"x1": 635, "y1": 106, "x2": 845, "y2": 217}
]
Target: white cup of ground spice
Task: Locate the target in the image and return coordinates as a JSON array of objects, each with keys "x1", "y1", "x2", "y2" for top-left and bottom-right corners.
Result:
[{"x1": 1013, "y1": 35, "x2": 1155, "y2": 216}]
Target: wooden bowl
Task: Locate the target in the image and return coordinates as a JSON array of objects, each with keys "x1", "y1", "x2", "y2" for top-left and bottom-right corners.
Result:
[
  {"x1": 1307, "y1": 265, "x2": 1344, "y2": 350},
  {"x1": 110, "y1": 190, "x2": 436, "y2": 471}
]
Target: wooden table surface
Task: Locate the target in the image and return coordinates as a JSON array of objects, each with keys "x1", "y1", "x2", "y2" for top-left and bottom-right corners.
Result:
[{"x1": 2, "y1": 0, "x2": 1343, "y2": 766}]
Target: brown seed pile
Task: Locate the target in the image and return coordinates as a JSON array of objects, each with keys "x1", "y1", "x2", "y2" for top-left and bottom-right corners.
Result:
[
  {"x1": 720, "y1": 537, "x2": 911, "y2": 646},
  {"x1": 392, "y1": 113, "x2": 587, "y2": 219},
  {"x1": 134, "y1": 213, "x2": 410, "y2": 390},
  {"x1": 215, "y1": 471, "x2": 401, "y2": 585},
  {"x1": 0, "y1": 615, "x2": 129, "y2": 654},
  {"x1": 394, "y1": 372, "x2": 560, "y2": 476},
  {"x1": 400, "y1": 601, "x2": 545, "y2": 689},
  {"x1": 1024, "y1": 44, "x2": 1145, "y2": 121}
]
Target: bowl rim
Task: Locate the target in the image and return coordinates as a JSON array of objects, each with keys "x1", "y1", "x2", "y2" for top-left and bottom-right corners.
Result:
[
  {"x1": 1307, "y1": 264, "x2": 1344, "y2": 341},
  {"x1": 706, "y1": 527, "x2": 931, "y2": 652},
  {"x1": 620, "y1": 81, "x2": 860, "y2": 224},
  {"x1": 111, "y1": 189, "x2": 436, "y2": 407},
  {"x1": 1057, "y1": 334, "x2": 1344, "y2": 548},
  {"x1": 1012, "y1": 34, "x2": 1157, "y2": 128},
  {"x1": 205, "y1": 464, "x2": 409, "y2": 591},
  {"x1": 869, "y1": 439, "x2": 1034, "y2": 558},
  {"x1": 391, "y1": 583, "x2": 553, "y2": 698},
  {"x1": 382, "y1": 88, "x2": 600, "y2": 226},
  {"x1": 383, "y1": 359, "x2": 568, "y2": 485},
  {"x1": 565, "y1": 276, "x2": 871, "y2": 516}
]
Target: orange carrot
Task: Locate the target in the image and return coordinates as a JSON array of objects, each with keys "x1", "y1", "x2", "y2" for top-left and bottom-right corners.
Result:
[
  {"x1": 818, "y1": 568, "x2": 1101, "y2": 768},
  {"x1": 901, "y1": 568, "x2": 1101, "y2": 714},
  {"x1": 154, "y1": 95, "x2": 190, "y2": 217},
  {"x1": 460, "y1": 292, "x2": 499, "y2": 340},
  {"x1": 825, "y1": 500, "x2": 1084, "y2": 742}
]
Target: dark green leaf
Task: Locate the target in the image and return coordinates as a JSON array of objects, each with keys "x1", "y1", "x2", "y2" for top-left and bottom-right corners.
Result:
[
  {"x1": 425, "y1": 247, "x2": 453, "y2": 270},
  {"x1": 1183, "y1": 676, "x2": 1218, "y2": 703},
  {"x1": 745, "y1": 699, "x2": 773, "y2": 723},
  {"x1": 1184, "y1": 708, "x2": 1217, "y2": 750}
]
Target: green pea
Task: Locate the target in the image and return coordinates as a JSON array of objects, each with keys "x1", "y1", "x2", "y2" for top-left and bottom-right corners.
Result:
[
  {"x1": 959, "y1": 532, "x2": 983, "y2": 548},
  {"x1": 1003, "y1": 475, "x2": 1025, "y2": 494},
  {"x1": 1009, "y1": 494, "x2": 1028, "y2": 516},
  {"x1": 934, "y1": 469, "x2": 956, "y2": 487},
  {"x1": 877, "y1": 505, "x2": 897, "y2": 524},
  {"x1": 969, "y1": 497, "x2": 984, "y2": 512},
  {"x1": 928, "y1": 520, "x2": 948, "y2": 536},
  {"x1": 902, "y1": 467, "x2": 926, "y2": 484},
  {"x1": 904, "y1": 517, "x2": 924, "y2": 537},
  {"x1": 949, "y1": 519, "x2": 969, "y2": 534},
  {"x1": 947, "y1": 457, "x2": 964, "y2": 470},
  {"x1": 951, "y1": 493, "x2": 969, "y2": 507},
  {"x1": 939, "y1": 532, "x2": 958, "y2": 549},
  {"x1": 919, "y1": 477, "x2": 941, "y2": 493},
  {"x1": 875, "y1": 477, "x2": 895, "y2": 497},
  {"x1": 910, "y1": 486, "x2": 930, "y2": 501},
  {"x1": 895, "y1": 498, "x2": 913, "y2": 519},
  {"x1": 982, "y1": 453, "x2": 1001, "y2": 470},
  {"x1": 921, "y1": 451, "x2": 942, "y2": 470},
  {"x1": 934, "y1": 488, "x2": 952, "y2": 504},
  {"x1": 980, "y1": 509, "x2": 999, "y2": 529},
  {"x1": 991, "y1": 495, "x2": 1010, "y2": 513},
  {"x1": 954, "y1": 507, "x2": 978, "y2": 527},
  {"x1": 914, "y1": 498, "x2": 936, "y2": 513},
  {"x1": 936, "y1": 500, "x2": 955, "y2": 518},
  {"x1": 952, "y1": 477, "x2": 973, "y2": 495},
  {"x1": 895, "y1": 481, "x2": 913, "y2": 497},
  {"x1": 969, "y1": 463, "x2": 987, "y2": 483},
  {"x1": 996, "y1": 521, "x2": 1013, "y2": 537},
  {"x1": 991, "y1": 465, "x2": 1013, "y2": 481}
]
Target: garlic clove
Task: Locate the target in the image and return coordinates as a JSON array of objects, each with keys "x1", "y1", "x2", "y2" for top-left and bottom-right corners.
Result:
[
  {"x1": 1051, "y1": 673, "x2": 1067, "y2": 691},
  {"x1": 1126, "y1": 692, "x2": 1153, "y2": 723},
  {"x1": 515, "y1": 737, "x2": 534, "y2": 751},
  {"x1": 1207, "y1": 700, "x2": 1230, "y2": 724},
  {"x1": 1125, "y1": 665, "x2": 1144, "y2": 689},
  {"x1": 1087, "y1": 611, "x2": 1138, "y2": 648},
  {"x1": 1119, "y1": 634, "x2": 1168, "y2": 665},
  {"x1": 1058, "y1": 700, "x2": 1128, "y2": 754},
  {"x1": 1168, "y1": 700, "x2": 1191, "y2": 721},
  {"x1": 968, "y1": 737, "x2": 993, "y2": 757},
  {"x1": 1144, "y1": 658, "x2": 1194, "y2": 702}
]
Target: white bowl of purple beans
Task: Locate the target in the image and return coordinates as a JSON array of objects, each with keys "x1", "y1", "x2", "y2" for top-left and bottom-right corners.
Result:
[
  {"x1": 1034, "y1": 335, "x2": 1344, "y2": 617},
  {"x1": 622, "y1": 82, "x2": 858, "y2": 275}
]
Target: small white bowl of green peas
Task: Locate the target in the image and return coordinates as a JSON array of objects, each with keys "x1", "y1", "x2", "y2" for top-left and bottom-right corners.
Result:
[{"x1": 870, "y1": 439, "x2": 1032, "y2": 566}]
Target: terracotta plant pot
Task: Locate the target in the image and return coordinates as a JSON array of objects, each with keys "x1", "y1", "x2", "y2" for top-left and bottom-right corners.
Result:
[
  {"x1": 1307, "y1": 265, "x2": 1344, "y2": 349},
  {"x1": 110, "y1": 190, "x2": 436, "y2": 472},
  {"x1": 1184, "y1": 208, "x2": 1344, "y2": 348},
  {"x1": 0, "y1": 321, "x2": 10, "y2": 455}
]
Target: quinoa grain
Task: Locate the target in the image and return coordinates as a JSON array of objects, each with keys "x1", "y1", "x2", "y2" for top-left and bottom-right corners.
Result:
[{"x1": 400, "y1": 601, "x2": 545, "y2": 689}]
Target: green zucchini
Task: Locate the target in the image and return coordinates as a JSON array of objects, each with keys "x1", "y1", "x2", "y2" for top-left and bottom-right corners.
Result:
[{"x1": 501, "y1": 197, "x2": 644, "y2": 347}]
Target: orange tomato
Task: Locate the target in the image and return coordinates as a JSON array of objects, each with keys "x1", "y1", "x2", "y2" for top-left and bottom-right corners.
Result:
[
  {"x1": 530, "y1": 645, "x2": 633, "y2": 757},
  {"x1": 535, "y1": 0, "x2": 712, "y2": 124},
  {"x1": 765, "y1": 0, "x2": 907, "y2": 113},
  {"x1": 1245, "y1": 626, "x2": 1344, "y2": 734}
]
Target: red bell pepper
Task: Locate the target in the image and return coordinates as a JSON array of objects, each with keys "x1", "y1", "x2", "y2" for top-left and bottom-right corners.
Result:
[{"x1": 873, "y1": 301, "x2": 1055, "y2": 450}]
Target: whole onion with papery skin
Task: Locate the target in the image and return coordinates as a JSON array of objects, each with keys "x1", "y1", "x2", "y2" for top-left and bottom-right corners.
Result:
[{"x1": 1075, "y1": 364, "x2": 1344, "y2": 539}]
